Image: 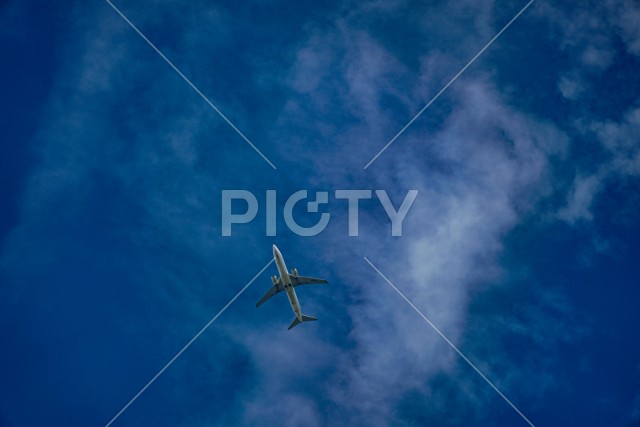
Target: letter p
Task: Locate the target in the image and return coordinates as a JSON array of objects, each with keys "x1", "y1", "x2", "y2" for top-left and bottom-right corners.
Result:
[{"x1": 222, "y1": 190, "x2": 258, "y2": 236}]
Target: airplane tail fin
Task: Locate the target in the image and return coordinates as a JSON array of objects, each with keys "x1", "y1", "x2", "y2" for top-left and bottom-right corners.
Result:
[{"x1": 288, "y1": 314, "x2": 317, "y2": 330}]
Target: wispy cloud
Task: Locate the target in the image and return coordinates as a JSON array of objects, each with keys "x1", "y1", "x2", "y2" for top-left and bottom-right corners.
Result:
[
  {"x1": 3, "y1": 1, "x2": 639, "y2": 425},
  {"x1": 252, "y1": 2, "x2": 573, "y2": 424}
]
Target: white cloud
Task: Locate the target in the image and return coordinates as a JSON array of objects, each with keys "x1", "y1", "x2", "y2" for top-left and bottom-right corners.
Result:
[
  {"x1": 592, "y1": 105, "x2": 640, "y2": 170},
  {"x1": 538, "y1": 1, "x2": 640, "y2": 107},
  {"x1": 559, "y1": 103, "x2": 640, "y2": 225},
  {"x1": 611, "y1": 0, "x2": 640, "y2": 56},
  {"x1": 557, "y1": 173, "x2": 602, "y2": 223},
  {"x1": 537, "y1": 1, "x2": 640, "y2": 226},
  {"x1": 258, "y1": 5, "x2": 571, "y2": 422},
  {"x1": 558, "y1": 74, "x2": 585, "y2": 100},
  {"x1": 5, "y1": 0, "x2": 635, "y2": 425}
]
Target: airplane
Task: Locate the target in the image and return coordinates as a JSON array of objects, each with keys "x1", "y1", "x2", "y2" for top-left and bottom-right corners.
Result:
[{"x1": 256, "y1": 245, "x2": 329, "y2": 330}]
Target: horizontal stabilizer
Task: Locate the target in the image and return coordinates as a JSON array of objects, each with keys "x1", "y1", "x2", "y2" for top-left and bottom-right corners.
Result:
[{"x1": 288, "y1": 314, "x2": 317, "y2": 330}]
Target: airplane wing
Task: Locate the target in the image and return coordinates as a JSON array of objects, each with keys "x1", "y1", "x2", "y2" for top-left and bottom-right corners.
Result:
[
  {"x1": 256, "y1": 279, "x2": 284, "y2": 307},
  {"x1": 291, "y1": 275, "x2": 329, "y2": 287}
]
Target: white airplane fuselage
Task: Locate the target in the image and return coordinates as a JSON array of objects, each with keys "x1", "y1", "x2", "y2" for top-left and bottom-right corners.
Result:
[{"x1": 273, "y1": 245, "x2": 302, "y2": 321}]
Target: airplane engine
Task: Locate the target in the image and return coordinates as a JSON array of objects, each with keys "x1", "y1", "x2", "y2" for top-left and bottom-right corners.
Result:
[
  {"x1": 292, "y1": 268, "x2": 298, "y2": 277},
  {"x1": 271, "y1": 275, "x2": 278, "y2": 285}
]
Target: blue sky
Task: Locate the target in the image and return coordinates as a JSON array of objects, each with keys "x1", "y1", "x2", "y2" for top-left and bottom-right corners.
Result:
[{"x1": 1, "y1": 0, "x2": 640, "y2": 426}]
